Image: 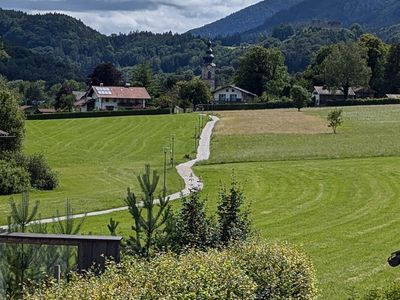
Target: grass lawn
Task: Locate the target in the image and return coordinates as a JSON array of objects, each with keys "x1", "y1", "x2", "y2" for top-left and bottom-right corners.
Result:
[
  {"x1": 8, "y1": 105, "x2": 400, "y2": 298},
  {"x1": 0, "y1": 114, "x2": 200, "y2": 225},
  {"x1": 209, "y1": 106, "x2": 400, "y2": 163},
  {"x1": 194, "y1": 158, "x2": 400, "y2": 299}
]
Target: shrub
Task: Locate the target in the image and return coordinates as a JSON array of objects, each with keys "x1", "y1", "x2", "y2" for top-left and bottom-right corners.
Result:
[
  {"x1": 0, "y1": 152, "x2": 58, "y2": 191},
  {"x1": 25, "y1": 154, "x2": 58, "y2": 190},
  {"x1": 25, "y1": 241, "x2": 318, "y2": 300},
  {"x1": 229, "y1": 241, "x2": 318, "y2": 300},
  {"x1": 26, "y1": 248, "x2": 257, "y2": 299},
  {"x1": 0, "y1": 160, "x2": 30, "y2": 195}
]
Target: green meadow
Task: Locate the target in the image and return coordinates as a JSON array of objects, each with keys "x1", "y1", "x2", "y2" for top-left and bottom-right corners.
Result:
[
  {"x1": 3, "y1": 105, "x2": 400, "y2": 298},
  {"x1": 0, "y1": 114, "x2": 199, "y2": 224}
]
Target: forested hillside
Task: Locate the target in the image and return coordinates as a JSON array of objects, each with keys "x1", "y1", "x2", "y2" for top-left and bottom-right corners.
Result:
[
  {"x1": 0, "y1": 9, "x2": 247, "y2": 83},
  {"x1": 189, "y1": 0, "x2": 303, "y2": 37},
  {"x1": 0, "y1": 5, "x2": 399, "y2": 84},
  {"x1": 247, "y1": 0, "x2": 400, "y2": 36}
]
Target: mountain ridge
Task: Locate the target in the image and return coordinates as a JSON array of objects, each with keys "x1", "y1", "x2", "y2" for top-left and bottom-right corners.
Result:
[
  {"x1": 189, "y1": 0, "x2": 304, "y2": 37},
  {"x1": 191, "y1": 0, "x2": 400, "y2": 38}
]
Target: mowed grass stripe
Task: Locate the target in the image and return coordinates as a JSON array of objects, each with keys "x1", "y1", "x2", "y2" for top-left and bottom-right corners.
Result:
[
  {"x1": 0, "y1": 114, "x2": 198, "y2": 225},
  {"x1": 194, "y1": 157, "x2": 400, "y2": 299}
]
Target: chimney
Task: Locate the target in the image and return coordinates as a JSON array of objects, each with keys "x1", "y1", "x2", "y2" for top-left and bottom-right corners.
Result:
[
  {"x1": 100, "y1": 83, "x2": 104, "y2": 86},
  {"x1": 125, "y1": 82, "x2": 131, "y2": 88}
]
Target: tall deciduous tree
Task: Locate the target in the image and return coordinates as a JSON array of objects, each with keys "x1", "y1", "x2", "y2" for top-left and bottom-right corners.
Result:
[
  {"x1": 322, "y1": 43, "x2": 371, "y2": 99},
  {"x1": 0, "y1": 80, "x2": 25, "y2": 152},
  {"x1": 130, "y1": 63, "x2": 159, "y2": 98},
  {"x1": 235, "y1": 46, "x2": 289, "y2": 97},
  {"x1": 291, "y1": 85, "x2": 309, "y2": 111},
  {"x1": 358, "y1": 34, "x2": 388, "y2": 95},
  {"x1": 87, "y1": 62, "x2": 122, "y2": 87},
  {"x1": 176, "y1": 78, "x2": 212, "y2": 108},
  {"x1": 384, "y1": 44, "x2": 400, "y2": 94}
]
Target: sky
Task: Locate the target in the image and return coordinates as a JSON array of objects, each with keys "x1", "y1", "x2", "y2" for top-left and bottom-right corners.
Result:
[{"x1": 0, "y1": 0, "x2": 260, "y2": 35}]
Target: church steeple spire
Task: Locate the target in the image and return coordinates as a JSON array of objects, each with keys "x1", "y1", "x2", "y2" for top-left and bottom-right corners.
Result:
[
  {"x1": 203, "y1": 40, "x2": 215, "y2": 64},
  {"x1": 201, "y1": 40, "x2": 216, "y2": 91}
]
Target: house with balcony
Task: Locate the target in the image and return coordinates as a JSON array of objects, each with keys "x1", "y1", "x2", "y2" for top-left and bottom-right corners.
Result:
[
  {"x1": 212, "y1": 85, "x2": 257, "y2": 103},
  {"x1": 75, "y1": 85, "x2": 151, "y2": 112}
]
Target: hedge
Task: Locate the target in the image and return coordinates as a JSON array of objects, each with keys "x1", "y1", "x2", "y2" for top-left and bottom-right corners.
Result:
[
  {"x1": 198, "y1": 101, "x2": 295, "y2": 111},
  {"x1": 27, "y1": 109, "x2": 171, "y2": 120},
  {"x1": 326, "y1": 98, "x2": 400, "y2": 107},
  {"x1": 197, "y1": 98, "x2": 400, "y2": 111},
  {"x1": 25, "y1": 241, "x2": 317, "y2": 300}
]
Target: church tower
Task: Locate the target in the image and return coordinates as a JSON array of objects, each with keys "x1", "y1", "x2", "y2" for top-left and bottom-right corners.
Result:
[{"x1": 202, "y1": 40, "x2": 216, "y2": 91}]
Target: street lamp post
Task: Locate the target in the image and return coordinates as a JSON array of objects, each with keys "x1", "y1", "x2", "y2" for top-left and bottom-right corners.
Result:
[
  {"x1": 163, "y1": 147, "x2": 169, "y2": 197},
  {"x1": 170, "y1": 134, "x2": 175, "y2": 167},
  {"x1": 194, "y1": 125, "x2": 198, "y2": 153}
]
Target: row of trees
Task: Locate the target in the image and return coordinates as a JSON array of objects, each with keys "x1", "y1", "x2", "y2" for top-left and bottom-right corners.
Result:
[
  {"x1": 235, "y1": 34, "x2": 400, "y2": 104},
  {"x1": 117, "y1": 165, "x2": 250, "y2": 258}
]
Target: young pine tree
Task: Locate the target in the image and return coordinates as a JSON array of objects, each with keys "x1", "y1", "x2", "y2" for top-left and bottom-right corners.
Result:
[
  {"x1": 217, "y1": 175, "x2": 251, "y2": 246},
  {"x1": 125, "y1": 165, "x2": 172, "y2": 258},
  {"x1": 174, "y1": 190, "x2": 216, "y2": 251}
]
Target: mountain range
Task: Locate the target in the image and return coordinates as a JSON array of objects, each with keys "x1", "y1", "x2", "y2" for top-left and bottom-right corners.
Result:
[{"x1": 190, "y1": 0, "x2": 400, "y2": 38}]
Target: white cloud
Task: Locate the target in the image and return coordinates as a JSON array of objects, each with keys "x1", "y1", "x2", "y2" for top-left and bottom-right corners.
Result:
[{"x1": 2, "y1": 0, "x2": 260, "y2": 34}]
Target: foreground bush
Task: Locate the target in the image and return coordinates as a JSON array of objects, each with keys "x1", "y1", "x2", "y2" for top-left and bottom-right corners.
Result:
[
  {"x1": 230, "y1": 242, "x2": 318, "y2": 300},
  {"x1": 27, "y1": 249, "x2": 256, "y2": 299},
  {"x1": 25, "y1": 242, "x2": 317, "y2": 300},
  {"x1": 0, "y1": 160, "x2": 30, "y2": 195}
]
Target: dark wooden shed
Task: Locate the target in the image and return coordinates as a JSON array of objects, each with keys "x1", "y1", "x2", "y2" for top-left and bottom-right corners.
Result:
[{"x1": 0, "y1": 233, "x2": 122, "y2": 273}]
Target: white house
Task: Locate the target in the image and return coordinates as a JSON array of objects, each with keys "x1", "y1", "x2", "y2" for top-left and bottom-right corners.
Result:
[
  {"x1": 75, "y1": 85, "x2": 151, "y2": 112},
  {"x1": 212, "y1": 85, "x2": 257, "y2": 103}
]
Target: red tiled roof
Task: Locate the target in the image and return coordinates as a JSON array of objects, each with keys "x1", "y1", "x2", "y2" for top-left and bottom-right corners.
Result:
[{"x1": 92, "y1": 86, "x2": 151, "y2": 100}]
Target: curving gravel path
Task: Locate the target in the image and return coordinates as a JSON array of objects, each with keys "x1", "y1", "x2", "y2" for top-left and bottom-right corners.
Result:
[{"x1": 0, "y1": 115, "x2": 219, "y2": 229}]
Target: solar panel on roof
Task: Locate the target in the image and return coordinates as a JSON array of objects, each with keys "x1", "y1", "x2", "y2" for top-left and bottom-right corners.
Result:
[{"x1": 95, "y1": 87, "x2": 112, "y2": 95}]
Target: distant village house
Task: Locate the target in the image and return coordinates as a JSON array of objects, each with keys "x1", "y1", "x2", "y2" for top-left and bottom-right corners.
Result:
[
  {"x1": 75, "y1": 85, "x2": 151, "y2": 112},
  {"x1": 312, "y1": 86, "x2": 356, "y2": 106},
  {"x1": 213, "y1": 85, "x2": 257, "y2": 103},
  {"x1": 386, "y1": 94, "x2": 400, "y2": 100},
  {"x1": 20, "y1": 106, "x2": 56, "y2": 115}
]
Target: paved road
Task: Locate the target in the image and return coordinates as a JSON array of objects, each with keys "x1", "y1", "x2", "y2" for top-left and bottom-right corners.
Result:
[{"x1": 0, "y1": 115, "x2": 220, "y2": 229}]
